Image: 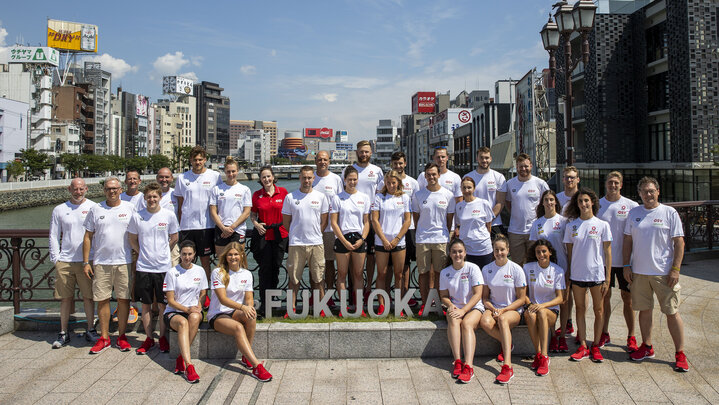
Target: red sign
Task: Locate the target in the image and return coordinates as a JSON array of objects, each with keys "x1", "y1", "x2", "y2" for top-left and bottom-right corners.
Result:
[
  {"x1": 304, "y1": 127, "x2": 334, "y2": 139},
  {"x1": 412, "y1": 92, "x2": 436, "y2": 114},
  {"x1": 458, "y1": 110, "x2": 471, "y2": 123}
]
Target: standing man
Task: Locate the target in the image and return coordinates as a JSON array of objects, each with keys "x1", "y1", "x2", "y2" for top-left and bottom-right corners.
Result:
[
  {"x1": 391, "y1": 152, "x2": 420, "y2": 306},
  {"x1": 623, "y1": 177, "x2": 688, "y2": 371},
  {"x1": 155, "y1": 167, "x2": 180, "y2": 264},
  {"x1": 465, "y1": 147, "x2": 507, "y2": 237},
  {"x1": 83, "y1": 177, "x2": 135, "y2": 354},
  {"x1": 556, "y1": 166, "x2": 580, "y2": 213},
  {"x1": 282, "y1": 166, "x2": 330, "y2": 316},
  {"x1": 120, "y1": 170, "x2": 144, "y2": 210},
  {"x1": 174, "y1": 146, "x2": 222, "y2": 285},
  {"x1": 597, "y1": 171, "x2": 639, "y2": 351},
  {"x1": 49, "y1": 178, "x2": 99, "y2": 348},
  {"x1": 412, "y1": 163, "x2": 455, "y2": 315},
  {"x1": 347, "y1": 140, "x2": 384, "y2": 299},
  {"x1": 498, "y1": 153, "x2": 549, "y2": 265},
  {"x1": 313, "y1": 151, "x2": 343, "y2": 304},
  {"x1": 417, "y1": 147, "x2": 462, "y2": 203}
]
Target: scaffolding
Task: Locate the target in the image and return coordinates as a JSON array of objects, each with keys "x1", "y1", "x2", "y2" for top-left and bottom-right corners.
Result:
[{"x1": 533, "y1": 72, "x2": 552, "y2": 180}]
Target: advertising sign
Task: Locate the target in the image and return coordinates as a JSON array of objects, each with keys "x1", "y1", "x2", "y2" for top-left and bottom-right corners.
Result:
[
  {"x1": 8, "y1": 46, "x2": 59, "y2": 66},
  {"x1": 331, "y1": 150, "x2": 348, "y2": 160},
  {"x1": 412, "y1": 92, "x2": 436, "y2": 114},
  {"x1": 162, "y1": 76, "x2": 194, "y2": 96},
  {"x1": 135, "y1": 95, "x2": 148, "y2": 117},
  {"x1": 335, "y1": 142, "x2": 353, "y2": 150},
  {"x1": 304, "y1": 127, "x2": 333, "y2": 139},
  {"x1": 47, "y1": 19, "x2": 98, "y2": 53}
]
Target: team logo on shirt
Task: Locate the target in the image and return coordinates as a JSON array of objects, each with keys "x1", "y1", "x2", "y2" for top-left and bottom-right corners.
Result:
[
  {"x1": 99, "y1": 215, "x2": 105, "y2": 220},
  {"x1": 616, "y1": 205, "x2": 629, "y2": 218},
  {"x1": 241, "y1": 279, "x2": 248, "y2": 284},
  {"x1": 193, "y1": 277, "x2": 202, "y2": 284},
  {"x1": 437, "y1": 200, "x2": 448, "y2": 209},
  {"x1": 553, "y1": 222, "x2": 561, "y2": 230},
  {"x1": 487, "y1": 181, "x2": 497, "y2": 191},
  {"x1": 185, "y1": 182, "x2": 190, "y2": 186},
  {"x1": 220, "y1": 192, "x2": 225, "y2": 197},
  {"x1": 310, "y1": 200, "x2": 321, "y2": 209},
  {"x1": 511, "y1": 188, "x2": 517, "y2": 193},
  {"x1": 652, "y1": 219, "x2": 665, "y2": 227},
  {"x1": 295, "y1": 200, "x2": 300, "y2": 205},
  {"x1": 422, "y1": 200, "x2": 427, "y2": 204},
  {"x1": 118, "y1": 213, "x2": 129, "y2": 222},
  {"x1": 503, "y1": 274, "x2": 514, "y2": 283},
  {"x1": 527, "y1": 189, "x2": 539, "y2": 197},
  {"x1": 588, "y1": 225, "x2": 599, "y2": 239},
  {"x1": 158, "y1": 222, "x2": 168, "y2": 230},
  {"x1": 471, "y1": 209, "x2": 483, "y2": 218}
]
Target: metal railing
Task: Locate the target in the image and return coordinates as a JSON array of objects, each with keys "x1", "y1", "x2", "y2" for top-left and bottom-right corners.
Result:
[{"x1": 0, "y1": 229, "x2": 420, "y2": 314}]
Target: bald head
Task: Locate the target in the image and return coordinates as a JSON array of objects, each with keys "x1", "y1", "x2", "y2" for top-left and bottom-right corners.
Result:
[
  {"x1": 68, "y1": 177, "x2": 88, "y2": 204},
  {"x1": 315, "y1": 150, "x2": 330, "y2": 174},
  {"x1": 156, "y1": 167, "x2": 173, "y2": 192}
]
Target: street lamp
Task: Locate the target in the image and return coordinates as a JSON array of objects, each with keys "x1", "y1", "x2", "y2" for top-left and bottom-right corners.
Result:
[{"x1": 540, "y1": 0, "x2": 597, "y2": 166}]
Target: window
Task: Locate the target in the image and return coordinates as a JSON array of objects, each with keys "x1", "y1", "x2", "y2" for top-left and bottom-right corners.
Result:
[
  {"x1": 646, "y1": 22, "x2": 667, "y2": 63},
  {"x1": 647, "y1": 72, "x2": 668, "y2": 112},
  {"x1": 649, "y1": 122, "x2": 671, "y2": 161}
]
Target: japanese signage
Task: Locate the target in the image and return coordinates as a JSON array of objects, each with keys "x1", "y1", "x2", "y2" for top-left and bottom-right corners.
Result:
[
  {"x1": 162, "y1": 76, "x2": 194, "y2": 96},
  {"x1": 47, "y1": 19, "x2": 98, "y2": 53},
  {"x1": 412, "y1": 91, "x2": 436, "y2": 114},
  {"x1": 8, "y1": 46, "x2": 59, "y2": 66},
  {"x1": 136, "y1": 95, "x2": 148, "y2": 117}
]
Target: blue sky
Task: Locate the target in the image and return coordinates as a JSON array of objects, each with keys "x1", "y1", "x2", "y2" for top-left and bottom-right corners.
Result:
[{"x1": 0, "y1": 0, "x2": 552, "y2": 144}]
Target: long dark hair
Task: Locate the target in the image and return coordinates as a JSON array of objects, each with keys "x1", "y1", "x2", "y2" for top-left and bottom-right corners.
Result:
[
  {"x1": 564, "y1": 187, "x2": 599, "y2": 220},
  {"x1": 444, "y1": 239, "x2": 466, "y2": 268},
  {"x1": 525, "y1": 239, "x2": 558, "y2": 265},
  {"x1": 536, "y1": 190, "x2": 562, "y2": 218}
]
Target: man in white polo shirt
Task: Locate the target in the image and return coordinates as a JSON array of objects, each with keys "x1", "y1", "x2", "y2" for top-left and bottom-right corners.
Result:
[
  {"x1": 282, "y1": 166, "x2": 330, "y2": 316},
  {"x1": 464, "y1": 146, "x2": 506, "y2": 237},
  {"x1": 83, "y1": 177, "x2": 135, "y2": 354},
  {"x1": 623, "y1": 176, "x2": 688, "y2": 371},
  {"x1": 313, "y1": 151, "x2": 343, "y2": 303},
  {"x1": 412, "y1": 163, "x2": 455, "y2": 314},
  {"x1": 49, "y1": 178, "x2": 99, "y2": 348},
  {"x1": 498, "y1": 153, "x2": 549, "y2": 265},
  {"x1": 417, "y1": 146, "x2": 462, "y2": 203},
  {"x1": 556, "y1": 166, "x2": 580, "y2": 214},
  {"x1": 120, "y1": 170, "x2": 144, "y2": 210}
]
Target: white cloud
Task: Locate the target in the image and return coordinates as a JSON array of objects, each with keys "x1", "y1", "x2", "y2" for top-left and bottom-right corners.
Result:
[
  {"x1": 270, "y1": 49, "x2": 277, "y2": 57},
  {"x1": 311, "y1": 93, "x2": 338, "y2": 103},
  {"x1": 151, "y1": 51, "x2": 189, "y2": 79},
  {"x1": 84, "y1": 53, "x2": 139, "y2": 79},
  {"x1": 190, "y1": 56, "x2": 204, "y2": 67},
  {"x1": 0, "y1": 24, "x2": 9, "y2": 63},
  {"x1": 178, "y1": 71, "x2": 199, "y2": 81},
  {"x1": 240, "y1": 65, "x2": 256, "y2": 75}
]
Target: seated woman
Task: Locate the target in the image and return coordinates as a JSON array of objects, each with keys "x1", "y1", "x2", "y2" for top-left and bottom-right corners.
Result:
[
  {"x1": 479, "y1": 235, "x2": 527, "y2": 385},
  {"x1": 523, "y1": 239, "x2": 565, "y2": 377},
  {"x1": 207, "y1": 241, "x2": 272, "y2": 382},
  {"x1": 163, "y1": 240, "x2": 207, "y2": 383},
  {"x1": 439, "y1": 239, "x2": 484, "y2": 383}
]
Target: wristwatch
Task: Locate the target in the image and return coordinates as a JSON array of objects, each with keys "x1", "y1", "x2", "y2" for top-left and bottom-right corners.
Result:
[{"x1": 82, "y1": 261, "x2": 90, "y2": 266}]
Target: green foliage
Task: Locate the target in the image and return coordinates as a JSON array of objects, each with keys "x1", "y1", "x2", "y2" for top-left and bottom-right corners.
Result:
[
  {"x1": 148, "y1": 154, "x2": 171, "y2": 172},
  {"x1": 172, "y1": 145, "x2": 193, "y2": 172},
  {"x1": 5, "y1": 160, "x2": 24, "y2": 180},
  {"x1": 19, "y1": 148, "x2": 51, "y2": 178},
  {"x1": 60, "y1": 153, "x2": 86, "y2": 177},
  {"x1": 124, "y1": 156, "x2": 149, "y2": 174},
  {"x1": 85, "y1": 154, "x2": 112, "y2": 174},
  {"x1": 106, "y1": 155, "x2": 125, "y2": 173}
]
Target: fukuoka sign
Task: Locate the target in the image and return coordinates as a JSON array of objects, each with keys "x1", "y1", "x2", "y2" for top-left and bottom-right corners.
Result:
[{"x1": 9, "y1": 47, "x2": 59, "y2": 66}]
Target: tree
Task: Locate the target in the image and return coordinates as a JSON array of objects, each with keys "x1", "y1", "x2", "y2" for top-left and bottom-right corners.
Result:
[
  {"x1": 172, "y1": 145, "x2": 193, "y2": 172},
  {"x1": 60, "y1": 153, "x2": 86, "y2": 178},
  {"x1": 148, "y1": 154, "x2": 171, "y2": 173},
  {"x1": 85, "y1": 154, "x2": 112, "y2": 175},
  {"x1": 19, "y1": 148, "x2": 51, "y2": 179},
  {"x1": 125, "y1": 156, "x2": 149, "y2": 174},
  {"x1": 106, "y1": 155, "x2": 125, "y2": 173},
  {"x1": 5, "y1": 160, "x2": 24, "y2": 181}
]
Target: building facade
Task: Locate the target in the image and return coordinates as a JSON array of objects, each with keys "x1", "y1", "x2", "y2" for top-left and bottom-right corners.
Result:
[
  {"x1": 194, "y1": 81, "x2": 230, "y2": 161},
  {"x1": 0, "y1": 98, "x2": 29, "y2": 181},
  {"x1": 375, "y1": 119, "x2": 399, "y2": 171},
  {"x1": 229, "y1": 120, "x2": 277, "y2": 155}
]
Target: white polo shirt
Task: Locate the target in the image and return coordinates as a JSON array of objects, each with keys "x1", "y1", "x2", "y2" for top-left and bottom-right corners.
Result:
[
  {"x1": 83, "y1": 200, "x2": 134, "y2": 265},
  {"x1": 624, "y1": 204, "x2": 684, "y2": 276},
  {"x1": 439, "y1": 262, "x2": 485, "y2": 311},
  {"x1": 412, "y1": 187, "x2": 456, "y2": 244},
  {"x1": 501, "y1": 176, "x2": 550, "y2": 234},
  {"x1": 281, "y1": 189, "x2": 330, "y2": 246},
  {"x1": 49, "y1": 199, "x2": 97, "y2": 263},
  {"x1": 563, "y1": 216, "x2": 612, "y2": 282},
  {"x1": 127, "y1": 208, "x2": 179, "y2": 273},
  {"x1": 598, "y1": 196, "x2": 639, "y2": 267},
  {"x1": 464, "y1": 169, "x2": 506, "y2": 226},
  {"x1": 173, "y1": 169, "x2": 222, "y2": 231}
]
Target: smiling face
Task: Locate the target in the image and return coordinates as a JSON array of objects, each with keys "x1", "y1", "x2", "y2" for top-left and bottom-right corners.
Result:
[
  {"x1": 144, "y1": 189, "x2": 161, "y2": 209},
  {"x1": 563, "y1": 169, "x2": 579, "y2": 191},
  {"x1": 299, "y1": 170, "x2": 314, "y2": 192},
  {"x1": 493, "y1": 240, "x2": 509, "y2": 262},
  {"x1": 260, "y1": 169, "x2": 275, "y2": 189},
  {"x1": 577, "y1": 193, "x2": 594, "y2": 215},
  {"x1": 384, "y1": 176, "x2": 399, "y2": 194},
  {"x1": 68, "y1": 178, "x2": 87, "y2": 203},
  {"x1": 345, "y1": 172, "x2": 358, "y2": 191},
  {"x1": 104, "y1": 179, "x2": 122, "y2": 203},
  {"x1": 542, "y1": 193, "x2": 557, "y2": 216},
  {"x1": 156, "y1": 168, "x2": 173, "y2": 192},
  {"x1": 449, "y1": 243, "x2": 466, "y2": 266},
  {"x1": 315, "y1": 151, "x2": 330, "y2": 172},
  {"x1": 461, "y1": 179, "x2": 475, "y2": 198},
  {"x1": 425, "y1": 166, "x2": 439, "y2": 186},
  {"x1": 605, "y1": 176, "x2": 622, "y2": 197},
  {"x1": 356, "y1": 145, "x2": 372, "y2": 164},
  {"x1": 517, "y1": 158, "x2": 532, "y2": 179},
  {"x1": 180, "y1": 246, "x2": 196, "y2": 267},
  {"x1": 224, "y1": 163, "x2": 238, "y2": 183},
  {"x1": 535, "y1": 244, "x2": 551, "y2": 267},
  {"x1": 391, "y1": 156, "x2": 406, "y2": 174},
  {"x1": 225, "y1": 248, "x2": 242, "y2": 269},
  {"x1": 477, "y1": 151, "x2": 492, "y2": 170},
  {"x1": 125, "y1": 171, "x2": 140, "y2": 192}
]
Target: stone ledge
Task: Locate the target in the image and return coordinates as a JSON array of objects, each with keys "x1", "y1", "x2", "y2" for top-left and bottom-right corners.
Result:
[
  {"x1": 168, "y1": 320, "x2": 533, "y2": 360},
  {"x1": 0, "y1": 306, "x2": 13, "y2": 335}
]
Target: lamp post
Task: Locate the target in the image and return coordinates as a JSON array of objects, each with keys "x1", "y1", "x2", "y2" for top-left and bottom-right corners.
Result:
[{"x1": 540, "y1": 0, "x2": 597, "y2": 166}]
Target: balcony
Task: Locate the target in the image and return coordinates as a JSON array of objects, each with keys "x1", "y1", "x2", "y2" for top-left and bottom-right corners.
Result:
[
  {"x1": 572, "y1": 104, "x2": 586, "y2": 122},
  {"x1": 83, "y1": 143, "x2": 94, "y2": 153}
]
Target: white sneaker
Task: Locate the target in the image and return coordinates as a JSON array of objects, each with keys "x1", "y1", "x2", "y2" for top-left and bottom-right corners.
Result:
[{"x1": 52, "y1": 332, "x2": 70, "y2": 349}]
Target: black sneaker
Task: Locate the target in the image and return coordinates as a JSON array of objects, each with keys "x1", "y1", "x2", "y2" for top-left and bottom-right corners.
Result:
[
  {"x1": 52, "y1": 332, "x2": 70, "y2": 349},
  {"x1": 85, "y1": 329, "x2": 101, "y2": 343}
]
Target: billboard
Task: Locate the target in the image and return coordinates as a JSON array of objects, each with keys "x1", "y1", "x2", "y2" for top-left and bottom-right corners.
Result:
[
  {"x1": 335, "y1": 142, "x2": 353, "y2": 150},
  {"x1": 9, "y1": 46, "x2": 59, "y2": 66},
  {"x1": 162, "y1": 76, "x2": 194, "y2": 96},
  {"x1": 331, "y1": 150, "x2": 348, "y2": 160},
  {"x1": 47, "y1": 19, "x2": 98, "y2": 53},
  {"x1": 304, "y1": 127, "x2": 333, "y2": 139},
  {"x1": 412, "y1": 92, "x2": 436, "y2": 114},
  {"x1": 136, "y1": 95, "x2": 148, "y2": 117}
]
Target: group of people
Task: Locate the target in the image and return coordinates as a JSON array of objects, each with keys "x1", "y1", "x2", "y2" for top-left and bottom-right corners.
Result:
[{"x1": 48, "y1": 142, "x2": 689, "y2": 385}]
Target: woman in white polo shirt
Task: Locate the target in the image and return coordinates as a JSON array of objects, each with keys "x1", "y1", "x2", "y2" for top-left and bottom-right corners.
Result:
[
  {"x1": 439, "y1": 239, "x2": 484, "y2": 384},
  {"x1": 454, "y1": 176, "x2": 494, "y2": 268},
  {"x1": 563, "y1": 188, "x2": 612, "y2": 364},
  {"x1": 208, "y1": 242, "x2": 272, "y2": 382},
  {"x1": 210, "y1": 157, "x2": 252, "y2": 257},
  {"x1": 479, "y1": 235, "x2": 527, "y2": 385},
  {"x1": 371, "y1": 170, "x2": 411, "y2": 315},
  {"x1": 163, "y1": 240, "x2": 207, "y2": 384},
  {"x1": 523, "y1": 239, "x2": 565, "y2": 377},
  {"x1": 330, "y1": 166, "x2": 371, "y2": 316}
]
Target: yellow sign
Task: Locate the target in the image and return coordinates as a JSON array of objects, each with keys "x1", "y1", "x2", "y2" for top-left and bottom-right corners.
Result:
[{"x1": 47, "y1": 19, "x2": 98, "y2": 53}]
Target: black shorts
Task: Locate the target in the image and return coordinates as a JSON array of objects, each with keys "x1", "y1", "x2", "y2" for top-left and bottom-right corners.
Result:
[
  {"x1": 404, "y1": 229, "x2": 416, "y2": 265},
  {"x1": 466, "y1": 253, "x2": 494, "y2": 269},
  {"x1": 375, "y1": 244, "x2": 407, "y2": 253},
  {"x1": 213, "y1": 226, "x2": 245, "y2": 247},
  {"x1": 179, "y1": 229, "x2": 215, "y2": 257},
  {"x1": 134, "y1": 271, "x2": 167, "y2": 305},
  {"x1": 209, "y1": 311, "x2": 236, "y2": 330},
  {"x1": 609, "y1": 267, "x2": 630, "y2": 292},
  {"x1": 164, "y1": 311, "x2": 189, "y2": 331},
  {"x1": 366, "y1": 228, "x2": 376, "y2": 254},
  {"x1": 571, "y1": 280, "x2": 605, "y2": 288},
  {"x1": 334, "y1": 232, "x2": 367, "y2": 254}
]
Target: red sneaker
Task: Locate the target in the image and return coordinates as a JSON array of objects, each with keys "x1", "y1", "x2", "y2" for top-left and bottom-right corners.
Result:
[
  {"x1": 626, "y1": 336, "x2": 639, "y2": 353},
  {"x1": 158, "y1": 336, "x2": 170, "y2": 353},
  {"x1": 408, "y1": 298, "x2": 419, "y2": 307},
  {"x1": 570, "y1": 345, "x2": 590, "y2": 361},
  {"x1": 174, "y1": 355, "x2": 185, "y2": 374},
  {"x1": 319, "y1": 310, "x2": 327, "y2": 318},
  {"x1": 530, "y1": 353, "x2": 540, "y2": 370},
  {"x1": 89, "y1": 337, "x2": 111, "y2": 354},
  {"x1": 361, "y1": 310, "x2": 368, "y2": 318},
  {"x1": 418, "y1": 304, "x2": 425, "y2": 317},
  {"x1": 496, "y1": 364, "x2": 513, "y2": 384},
  {"x1": 458, "y1": 364, "x2": 474, "y2": 383},
  {"x1": 537, "y1": 355, "x2": 550, "y2": 376},
  {"x1": 630, "y1": 343, "x2": 655, "y2": 361},
  {"x1": 240, "y1": 355, "x2": 253, "y2": 369},
  {"x1": 185, "y1": 364, "x2": 200, "y2": 383},
  {"x1": 136, "y1": 337, "x2": 155, "y2": 355},
  {"x1": 203, "y1": 295, "x2": 211, "y2": 310},
  {"x1": 251, "y1": 363, "x2": 273, "y2": 382},
  {"x1": 590, "y1": 345, "x2": 604, "y2": 363},
  {"x1": 116, "y1": 334, "x2": 131, "y2": 352},
  {"x1": 597, "y1": 332, "x2": 610, "y2": 348},
  {"x1": 675, "y1": 351, "x2": 689, "y2": 372},
  {"x1": 496, "y1": 350, "x2": 504, "y2": 363},
  {"x1": 565, "y1": 319, "x2": 574, "y2": 335},
  {"x1": 549, "y1": 335, "x2": 559, "y2": 353},
  {"x1": 451, "y1": 359, "x2": 464, "y2": 378},
  {"x1": 377, "y1": 304, "x2": 385, "y2": 315},
  {"x1": 558, "y1": 337, "x2": 569, "y2": 353}
]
